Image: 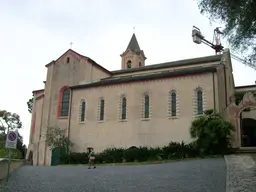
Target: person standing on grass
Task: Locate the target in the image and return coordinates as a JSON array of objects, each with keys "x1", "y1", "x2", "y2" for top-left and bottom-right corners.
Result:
[{"x1": 88, "y1": 148, "x2": 96, "y2": 169}]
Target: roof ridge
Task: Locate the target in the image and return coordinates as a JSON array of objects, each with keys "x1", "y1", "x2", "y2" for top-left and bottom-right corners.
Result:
[{"x1": 112, "y1": 54, "x2": 223, "y2": 74}]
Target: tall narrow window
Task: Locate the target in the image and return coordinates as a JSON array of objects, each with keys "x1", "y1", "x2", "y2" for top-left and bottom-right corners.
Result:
[
  {"x1": 121, "y1": 97, "x2": 127, "y2": 120},
  {"x1": 144, "y1": 95, "x2": 150, "y2": 118},
  {"x1": 99, "y1": 99, "x2": 105, "y2": 121},
  {"x1": 80, "y1": 100, "x2": 86, "y2": 122},
  {"x1": 171, "y1": 91, "x2": 177, "y2": 116},
  {"x1": 61, "y1": 89, "x2": 70, "y2": 116},
  {"x1": 197, "y1": 89, "x2": 203, "y2": 115}
]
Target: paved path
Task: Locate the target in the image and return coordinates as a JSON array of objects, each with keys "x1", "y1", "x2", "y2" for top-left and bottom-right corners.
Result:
[
  {"x1": 225, "y1": 154, "x2": 256, "y2": 192},
  {"x1": 0, "y1": 158, "x2": 226, "y2": 192}
]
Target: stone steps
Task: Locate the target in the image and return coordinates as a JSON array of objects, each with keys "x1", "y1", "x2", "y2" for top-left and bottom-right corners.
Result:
[{"x1": 235, "y1": 147, "x2": 256, "y2": 154}]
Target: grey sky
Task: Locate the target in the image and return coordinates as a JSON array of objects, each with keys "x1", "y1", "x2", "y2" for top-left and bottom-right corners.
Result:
[{"x1": 0, "y1": 0, "x2": 255, "y2": 146}]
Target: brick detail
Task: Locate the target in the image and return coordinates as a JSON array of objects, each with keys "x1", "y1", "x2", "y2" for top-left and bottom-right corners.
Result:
[
  {"x1": 97, "y1": 97, "x2": 105, "y2": 122},
  {"x1": 193, "y1": 86, "x2": 207, "y2": 117},
  {"x1": 118, "y1": 94, "x2": 128, "y2": 121},
  {"x1": 141, "y1": 92, "x2": 152, "y2": 119},
  {"x1": 78, "y1": 99, "x2": 86, "y2": 123},
  {"x1": 168, "y1": 89, "x2": 179, "y2": 118}
]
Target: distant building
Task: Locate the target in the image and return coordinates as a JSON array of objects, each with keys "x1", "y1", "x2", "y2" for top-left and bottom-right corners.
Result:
[{"x1": 26, "y1": 33, "x2": 256, "y2": 166}]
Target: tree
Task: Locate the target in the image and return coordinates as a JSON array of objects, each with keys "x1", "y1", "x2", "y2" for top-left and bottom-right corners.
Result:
[
  {"x1": 190, "y1": 109, "x2": 235, "y2": 155},
  {"x1": 0, "y1": 110, "x2": 22, "y2": 134},
  {"x1": 196, "y1": 0, "x2": 256, "y2": 63},
  {"x1": 46, "y1": 126, "x2": 73, "y2": 150},
  {"x1": 27, "y1": 97, "x2": 33, "y2": 114},
  {"x1": 16, "y1": 133, "x2": 27, "y2": 159},
  {"x1": 0, "y1": 132, "x2": 27, "y2": 159},
  {"x1": 0, "y1": 110, "x2": 26, "y2": 159}
]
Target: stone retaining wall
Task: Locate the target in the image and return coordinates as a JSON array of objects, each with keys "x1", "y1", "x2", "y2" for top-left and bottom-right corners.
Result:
[{"x1": 0, "y1": 159, "x2": 24, "y2": 181}]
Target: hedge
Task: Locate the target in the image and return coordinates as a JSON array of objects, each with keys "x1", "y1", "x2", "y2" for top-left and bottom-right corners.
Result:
[{"x1": 60, "y1": 141, "x2": 200, "y2": 165}]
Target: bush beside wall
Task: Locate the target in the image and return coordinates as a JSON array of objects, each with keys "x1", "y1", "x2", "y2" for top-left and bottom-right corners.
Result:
[{"x1": 60, "y1": 141, "x2": 200, "y2": 165}]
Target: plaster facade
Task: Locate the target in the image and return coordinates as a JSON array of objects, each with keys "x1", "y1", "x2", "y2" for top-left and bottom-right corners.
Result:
[{"x1": 26, "y1": 33, "x2": 255, "y2": 166}]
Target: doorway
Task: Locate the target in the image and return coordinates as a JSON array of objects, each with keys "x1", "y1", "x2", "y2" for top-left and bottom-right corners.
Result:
[
  {"x1": 28, "y1": 151, "x2": 33, "y2": 165},
  {"x1": 240, "y1": 109, "x2": 256, "y2": 147}
]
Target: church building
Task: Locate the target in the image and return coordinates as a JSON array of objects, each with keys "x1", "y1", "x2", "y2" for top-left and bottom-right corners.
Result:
[{"x1": 26, "y1": 33, "x2": 256, "y2": 166}]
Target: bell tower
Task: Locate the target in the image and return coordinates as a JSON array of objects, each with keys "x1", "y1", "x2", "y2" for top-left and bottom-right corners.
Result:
[{"x1": 120, "y1": 33, "x2": 147, "y2": 70}]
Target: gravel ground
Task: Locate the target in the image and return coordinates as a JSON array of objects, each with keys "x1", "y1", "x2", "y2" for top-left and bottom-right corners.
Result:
[
  {"x1": 0, "y1": 158, "x2": 226, "y2": 192},
  {"x1": 251, "y1": 154, "x2": 256, "y2": 162},
  {"x1": 225, "y1": 154, "x2": 256, "y2": 192}
]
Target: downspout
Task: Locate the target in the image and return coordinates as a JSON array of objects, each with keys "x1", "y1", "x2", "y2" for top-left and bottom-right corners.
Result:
[
  {"x1": 90, "y1": 61, "x2": 93, "y2": 82},
  {"x1": 37, "y1": 96, "x2": 45, "y2": 165},
  {"x1": 44, "y1": 67, "x2": 54, "y2": 166},
  {"x1": 240, "y1": 112, "x2": 243, "y2": 147},
  {"x1": 223, "y1": 66, "x2": 228, "y2": 107},
  {"x1": 212, "y1": 72, "x2": 216, "y2": 111},
  {"x1": 44, "y1": 92, "x2": 52, "y2": 166},
  {"x1": 67, "y1": 89, "x2": 73, "y2": 154}
]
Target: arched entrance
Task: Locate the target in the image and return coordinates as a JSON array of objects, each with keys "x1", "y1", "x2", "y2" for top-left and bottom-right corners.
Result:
[
  {"x1": 240, "y1": 118, "x2": 256, "y2": 147},
  {"x1": 28, "y1": 151, "x2": 33, "y2": 165},
  {"x1": 226, "y1": 92, "x2": 256, "y2": 148}
]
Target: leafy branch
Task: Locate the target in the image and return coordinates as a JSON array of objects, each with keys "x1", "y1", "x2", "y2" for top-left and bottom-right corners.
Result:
[
  {"x1": 46, "y1": 126, "x2": 73, "y2": 150},
  {"x1": 0, "y1": 110, "x2": 22, "y2": 134}
]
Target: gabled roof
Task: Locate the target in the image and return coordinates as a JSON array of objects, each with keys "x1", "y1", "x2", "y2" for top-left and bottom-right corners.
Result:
[
  {"x1": 126, "y1": 33, "x2": 141, "y2": 52},
  {"x1": 121, "y1": 33, "x2": 146, "y2": 58},
  {"x1": 70, "y1": 65, "x2": 218, "y2": 90},
  {"x1": 45, "y1": 49, "x2": 112, "y2": 75},
  {"x1": 112, "y1": 54, "x2": 222, "y2": 75}
]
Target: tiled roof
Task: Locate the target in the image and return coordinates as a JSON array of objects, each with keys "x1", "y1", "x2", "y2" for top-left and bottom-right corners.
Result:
[
  {"x1": 70, "y1": 65, "x2": 218, "y2": 90},
  {"x1": 112, "y1": 54, "x2": 222, "y2": 75}
]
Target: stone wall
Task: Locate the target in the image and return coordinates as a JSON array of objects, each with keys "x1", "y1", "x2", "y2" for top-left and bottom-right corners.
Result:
[{"x1": 0, "y1": 159, "x2": 24, "y2": 181}]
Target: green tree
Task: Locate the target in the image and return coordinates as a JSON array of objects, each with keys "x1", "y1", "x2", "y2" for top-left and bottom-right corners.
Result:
[
  {"x1": 0, "y1": 110, "x2": 22, "y2": 134},
  {"x1": 0, "y1": 110, "x2": 26, "y2": 159},
  {"x1": 46, "y1": 126, "x2": 73, "y2": 150},
  {"x1": 196, "y1": 0, "x2": 256, "y2": 63},
  {"x1": 190, "y1": 109, "x2": 235, "y2": 155},
  {"x1": 27, "y1": 97, "x2": 33, "y2": 114}
]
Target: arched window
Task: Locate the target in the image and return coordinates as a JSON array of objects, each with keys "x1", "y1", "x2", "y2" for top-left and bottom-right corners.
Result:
[
  {"x1": 197, "y1": 89, "x2": 203, "y2": 115},
  {"x1": 80, "y1": 100, "x2": 86, "y2": 122},
  {"x1": 60, "y1": 88, "x2": 70, "y2": 117},
  {"x1": 121, "y1": 97, "x2": 127, "y2": 120},
  {"x1": 144, "y1": 94, "x2": 150, "y2": 118},
  {"x1": 127, "y1": 60, "x2": 132, "y2": 68},
  {"x1": 170, "y1": 91, "x2": 177, "y2": 116},
  {"x1": 99, "y1": 98, "x2": 105, "y2": 121}
]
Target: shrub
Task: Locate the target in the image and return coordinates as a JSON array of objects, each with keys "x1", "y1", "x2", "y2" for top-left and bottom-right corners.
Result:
[
  {"x1": 60, "y1": 141, "x2": 200, "y2": 165},
  {"x1": 60, "y1": 152, "x2": 89, "y2": 164},
  {"x1": 162, "y1": 142, "x2": 183, "y2": 159},
  {"x1": 123, "y1": 147, "x2": 151, "y2": 162},
  {"x1": 0, "y1": 148, "x2": 22, "y2": 159},
  {"x1": 100, "y1": 148, "x2": 124, "y2": 163},
  {"x1": 190, "y1": 109, "x2": 235, "y2": 155}
]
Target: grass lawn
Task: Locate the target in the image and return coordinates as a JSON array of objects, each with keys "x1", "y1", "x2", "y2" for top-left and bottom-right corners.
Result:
[{"x1": 58, "y1": 155, "x2": 223, "y2": 167}]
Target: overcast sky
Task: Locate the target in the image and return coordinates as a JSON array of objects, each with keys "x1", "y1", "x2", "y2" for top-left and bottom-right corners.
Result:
[{"x1": 0, "y1": 0, "x2": 255, "y2": 146}]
